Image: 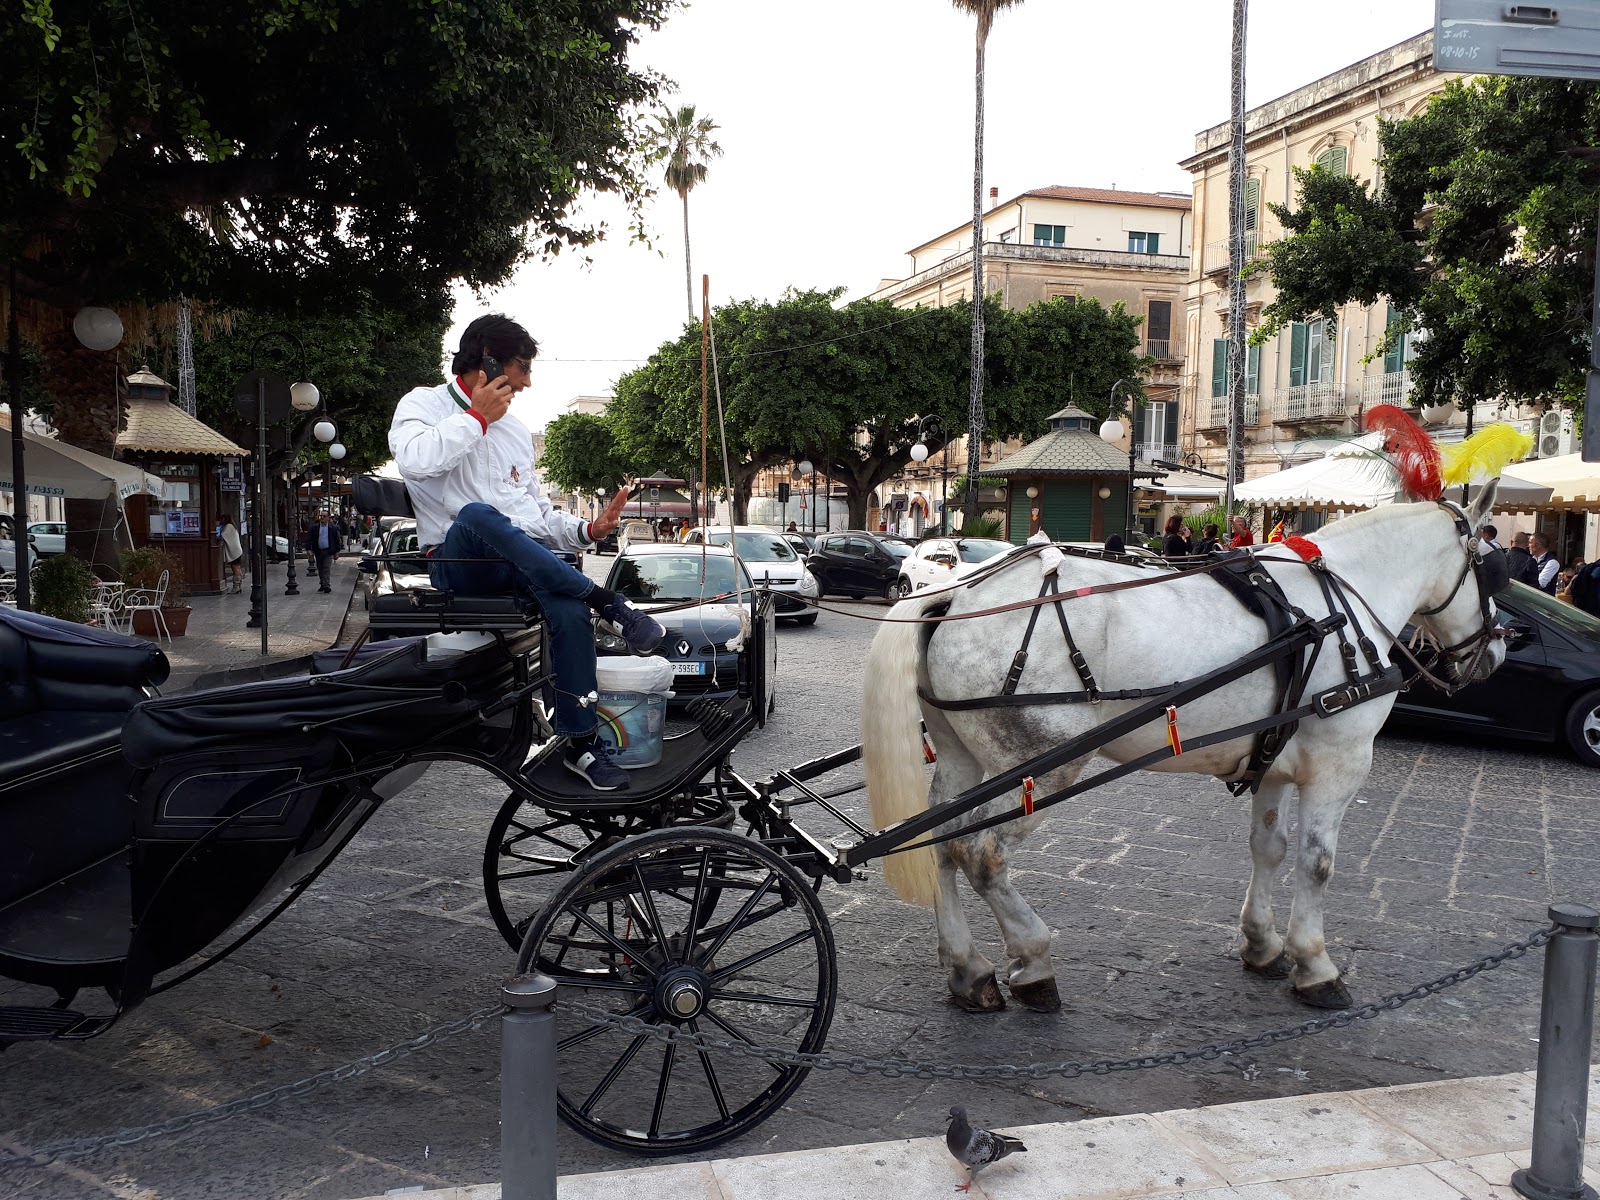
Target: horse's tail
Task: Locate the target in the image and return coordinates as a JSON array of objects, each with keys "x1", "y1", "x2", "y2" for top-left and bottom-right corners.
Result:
[{"x1": 863, "y1": 592, "x2": 945, "y2": 908}]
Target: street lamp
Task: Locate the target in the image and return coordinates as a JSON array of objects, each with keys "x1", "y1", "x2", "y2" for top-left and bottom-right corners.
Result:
[
  {"x1": 910, "y1": 416, "x2": 950, "y2": 535},
  {"x1": 797, "y1": 459, "x2": 815, "y2": 533},
  {"x1": 1099, "y1": 378, "x2": 1138, "y2": 542}
]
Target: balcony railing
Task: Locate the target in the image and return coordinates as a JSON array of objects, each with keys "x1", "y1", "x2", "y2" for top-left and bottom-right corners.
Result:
[
  {"x1": 1201, "y1": 231, "x2": 1263, "y2": 276},
  {"x1": 1360, "y1": 370, "x2": 1412, "y2": 408},
  {"x1": 1145, "y1": 339, "x2": 1180, "y2": 362},
  {"x1": 1274, "y1": 382, "x2": 1346, "y2": 423},
  {"x1": 1135, "y1": 441, "x2": 1178, "y2": 465},
  {"x1": 1198, "y1": 394, "x2": 1261, "y2": 430}
]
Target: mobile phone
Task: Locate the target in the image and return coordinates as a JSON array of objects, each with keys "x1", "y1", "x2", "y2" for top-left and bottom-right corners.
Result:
[{"x1": 481, "y1": 352, "x2": 504, "y2": 381}]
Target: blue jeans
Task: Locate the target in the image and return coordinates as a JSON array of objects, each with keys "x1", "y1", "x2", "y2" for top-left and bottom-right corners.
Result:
[{"x1": 428, "y1": 503, "x2": 598, "y2": 738}]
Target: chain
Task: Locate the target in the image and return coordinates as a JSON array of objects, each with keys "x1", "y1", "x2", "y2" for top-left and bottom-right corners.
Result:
[
  {"x1": 0, "y1": 1003, "x2": 507, "y2": 1171},
  {"x1": 566, "y1": 926, "x2": 1552, "y2": 1082}
]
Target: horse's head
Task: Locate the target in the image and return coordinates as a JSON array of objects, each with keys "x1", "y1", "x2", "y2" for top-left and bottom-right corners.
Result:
[{"x1": 1412, "y1": 481, "x2": 1508, "y2": 687}]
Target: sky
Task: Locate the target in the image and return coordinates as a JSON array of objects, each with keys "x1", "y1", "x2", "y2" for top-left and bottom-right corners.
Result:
[{"x1": 446, "y1": 0, "x2": 1439, "y2": 433}]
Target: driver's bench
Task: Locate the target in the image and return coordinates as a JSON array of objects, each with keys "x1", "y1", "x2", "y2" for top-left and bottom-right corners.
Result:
[{"x1": 353, "y1": 475, "x2": 555, "y2": 637}]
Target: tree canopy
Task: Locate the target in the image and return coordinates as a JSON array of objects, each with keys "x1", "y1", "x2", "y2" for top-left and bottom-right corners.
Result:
[
  {"x1": 1256, "y1": 74, "x2": 1600, "y2": 410},
  {"x1": 539, "y1": 411, "x2": 635, "y2": 499},
  {"x1": 4, "y1": 0, "x2": 671, "y2": 318},
  {"x1": 596, "y1": 289, "x2": 1147, "y2": 526}
]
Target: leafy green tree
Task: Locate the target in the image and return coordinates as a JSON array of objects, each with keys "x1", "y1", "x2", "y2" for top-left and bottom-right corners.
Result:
[
  {"x1": 539, "y1": 411, "x2": 636, "y2": 498},
  {"x1": 1255, "y1": 74, "x2": 1600, "y2": 411},
  {"x1": 950, "y1": 0, "x2": 1024, "y2": 520},
  {"x1": 646, "y1": 105, "x2": 723, "y2": 321}
]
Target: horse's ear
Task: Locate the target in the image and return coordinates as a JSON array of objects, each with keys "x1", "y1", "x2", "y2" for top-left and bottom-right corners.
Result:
[{"x1": 1468, "y1": 479, "x2": 1499, "y2": 529}]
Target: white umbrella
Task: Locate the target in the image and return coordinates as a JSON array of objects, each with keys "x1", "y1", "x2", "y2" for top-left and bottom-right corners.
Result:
[{"x1": 0, "y1": 424, "x2": 164, "y2": 502}]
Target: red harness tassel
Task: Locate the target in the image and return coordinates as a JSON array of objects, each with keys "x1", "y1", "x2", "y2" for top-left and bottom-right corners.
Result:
[
  {"x1": 922, "y1": 731, "x2": 937, "y2": 764},
  {"x1": 1166, "y1": 706, "x2": 1183, "y2": 756},
  {"x1": 1021, "y1": 775, "x2": 1035, "y2": 815}
]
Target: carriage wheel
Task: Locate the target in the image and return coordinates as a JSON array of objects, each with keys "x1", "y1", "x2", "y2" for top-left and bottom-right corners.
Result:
[
  {"x1": 483, "y1": 792, "x2": 735, "y2": 951},
  {"x1": 517, "y1": 826, "x2": 837, "y2": 1155}
]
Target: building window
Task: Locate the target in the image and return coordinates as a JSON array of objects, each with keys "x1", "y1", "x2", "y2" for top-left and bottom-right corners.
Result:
[
  {"x1": 1146, "y1": 300, "x2": 1172, "y2": 358},
  {"x1": 1033, "y1": 224, "x2": 1065, "y2": 247},
  {"x1": 1289, "y1": 319, "x2": 1333, "y2": 386},
  {"x1": 1314, "y1": 145, "x2": 1349, "y2": 176},
  {"x1": 1127, "y1": 231, "x2": 1161, "y2": 255},
  {"x1": 1383, "y1": 304, "x2": 1414, "y2": 374},
  {"x1": 1211, "y1": 339, "x2": 1260, "y2": 397},
  {"x1": 1047, "y1": 290, "x2": 1077, "y2": 304}
]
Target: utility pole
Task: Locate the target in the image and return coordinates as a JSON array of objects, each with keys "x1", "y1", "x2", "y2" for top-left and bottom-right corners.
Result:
[{"x1": 1224, "y1": 0, "x2": 1250, "y2": 514}]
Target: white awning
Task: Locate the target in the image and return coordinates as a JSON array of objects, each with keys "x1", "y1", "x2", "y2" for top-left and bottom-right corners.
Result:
[{"x1": 0, "y1": 424, "x2": 164, "y2": 502}]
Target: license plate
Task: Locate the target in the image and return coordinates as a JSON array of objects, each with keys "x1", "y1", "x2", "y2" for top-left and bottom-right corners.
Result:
[{"x1": 671, "y1": 661, "x2": 707, "y2": 675}]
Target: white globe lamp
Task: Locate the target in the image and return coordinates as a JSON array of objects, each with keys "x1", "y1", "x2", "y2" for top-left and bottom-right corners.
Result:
[
  {"x1": 1098, "y1": 417, "x2": 1125, "y2": 445},
  {"x1": 72, "y1": 306, "x2": 124, "y2": 352},
  {"x1": 329, "y1": 443, "x2": 347, "y2": 461},
  {"x1": 910, "y1": 442, "x2": 930, "y2": 463},
  {"x1": 797, "y1": 459, "x2": 814, "y2": 476},
  {"x1": 290, "y1": 381, "x2": 321, "y2": 412},
  {"x1": 313, "y1": 420, "x2": 336, "y2": 443}
]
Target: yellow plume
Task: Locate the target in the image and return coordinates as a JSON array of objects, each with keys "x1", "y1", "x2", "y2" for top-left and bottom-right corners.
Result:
[{"x1": 1439, "y1": 424, "x2": 1535, "y2": 486}]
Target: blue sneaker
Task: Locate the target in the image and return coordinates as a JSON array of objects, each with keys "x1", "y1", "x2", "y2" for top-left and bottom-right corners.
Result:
[
  {"x1": 563, "y1": 738, "x2": 630, "y2": 791},
  {"x1": 601, "y1": 598, "x2": 665, "y2": 654}
]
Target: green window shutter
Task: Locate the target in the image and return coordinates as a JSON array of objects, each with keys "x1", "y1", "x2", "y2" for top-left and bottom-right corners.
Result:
[
  {"x1": 1317, "y1": 321, "x2": 1334, "y2": 383},
  {"x1": 1041, "y1": 484, "x2": 1092, "y2": 542},
  {"x1": 1246, "y1": 343, "x2": 1260, "y2": 395},
  {"x1": 1033, "y1": 224, "x2": 1049, "y2": 243},
  {"x1": 1289, "y1": 323, "x2": 1308, "y2": 388},
  {"x1": 1054, "y1": 225, "x2": 1066, "y2": 245},
  {"x1": 1132, "y1": 400, "x2": 1148, "y2": 444},
  {"x1": 1243, "y1": 178, "x2": 1260, "y2": 233},
  {"x1": 1162, "y1": 401, "x2": 1179, "y2": 447},
  {"x1": 1384, "y1": 305, "x2": 1404, "y2": 375},
  {"x1": 1211, "y1": 339, "x2": 1228, "y2": 397},
  {"x1": 1147, "y1": 300, "x2": 1172, "y2": 342},
  {"x1": 1316, "y1": 146, "x2": 1349, "y2": 176},
  {"x1": 1147, "y1": 233, "x2": 1160, "y2": 255},
  {"x1": 1008, "y1": 489, "x2": 1031, "y2": 543}
]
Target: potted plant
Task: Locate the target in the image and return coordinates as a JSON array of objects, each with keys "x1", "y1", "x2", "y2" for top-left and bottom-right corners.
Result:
[
  {"x1": 32, "y1": 554, "x2": 97, "y2": 624},
  {"x1": 121, "y1": 546, "x2": 192, "y2": 638}
]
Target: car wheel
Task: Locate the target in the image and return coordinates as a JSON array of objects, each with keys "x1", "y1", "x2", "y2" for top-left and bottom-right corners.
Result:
[
  {"x1": 1563, "y1": 690, "x2": 1600, "y2": 767},
  {"x1": 891, "y1": 576, "x2": 911, "y2": 600},
  {"x1": 792, "y1": 612, "x2": 818, "y2": 626}
]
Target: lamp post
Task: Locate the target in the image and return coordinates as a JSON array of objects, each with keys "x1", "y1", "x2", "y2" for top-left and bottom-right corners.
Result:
[
  {"x1": 798, "y1": 458, "x2": 815, "y2": 533},
  {"x1": 909, "y1": 416, "x2": 949, "y2": 535},
  {"x1": 1099, "y1": 378, "x2": 1138, "y2": 542}
]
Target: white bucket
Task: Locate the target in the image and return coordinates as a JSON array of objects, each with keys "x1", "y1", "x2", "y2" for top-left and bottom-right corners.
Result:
[{"x1": 593, "y1": 656, "x2": 675, "y2": 768}]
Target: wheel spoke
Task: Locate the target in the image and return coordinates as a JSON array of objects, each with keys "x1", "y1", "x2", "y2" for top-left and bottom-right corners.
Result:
[
  {"x1": 688, "y1": 1018, "x2": 730, "y2": 1122},
  {"x1": 710, "y1": 928, "x2": 816, "y2": 984},
  {"x1": 550, "y1": 912, "x2": 583, "y2": 969},
  {"x1": 631, "y1": 864, "x2": 672, "y2": 958},
  {"x1": 580, "y1": 1032, "x2": 651, "y2": 1115},
  {"x1": 648, "y1": 1039, "x2": 678, "y2": 1139},
  {"x1": 701, "y1": 1007, "x2": 787, "y2": 1074},
  {"x1": 710, "y1": 989, "x2": 819, "y2": 1010},
  {"x1": 689, "y1": 847, "x2": 713, "y2": 930},
  {"x1": 566, "y1": 905, "x2": 659, "y2": 978},
  {"x1": 696, "y1": 870, "x2": 775, "y2": 968},
  {"x1": 558, "y1": 997, "x2": 649, "y2": 1052}
]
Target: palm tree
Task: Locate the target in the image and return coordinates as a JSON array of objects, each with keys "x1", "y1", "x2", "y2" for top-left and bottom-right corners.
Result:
[
  {"x1": 647, "y1": 105, "x2": 723, "y2": 322},
  {"x1": 951, "y1": 0, "x2": 1022, "y2": 521}
]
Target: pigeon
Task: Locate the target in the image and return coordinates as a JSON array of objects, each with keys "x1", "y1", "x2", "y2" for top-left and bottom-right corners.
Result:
[{"x1": 945, "y1": 1104, "x2": 1027, "y2": 1192}]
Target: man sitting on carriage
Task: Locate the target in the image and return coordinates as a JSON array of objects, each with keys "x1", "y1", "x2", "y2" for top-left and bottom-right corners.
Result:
[{"x1": 389, "y1": 313, "x2": 664, "y2": 792}]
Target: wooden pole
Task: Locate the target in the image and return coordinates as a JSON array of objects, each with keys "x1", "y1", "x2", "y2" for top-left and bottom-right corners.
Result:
[{"x1": 701, "y1": 275, "x2": 710, "y2": 523}]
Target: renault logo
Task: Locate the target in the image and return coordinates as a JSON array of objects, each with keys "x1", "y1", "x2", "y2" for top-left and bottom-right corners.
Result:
[{"x1": 676, "y1": 638, "x2": 692, "y2": 657}]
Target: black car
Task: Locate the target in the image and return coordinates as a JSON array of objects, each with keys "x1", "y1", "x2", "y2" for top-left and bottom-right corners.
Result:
[
  {"x1": 806, "y1": 530, "x2": 913, "y2": 599},
  {"x1": 1386, "y1": 581, "x2": 1600, "y2": 767}
]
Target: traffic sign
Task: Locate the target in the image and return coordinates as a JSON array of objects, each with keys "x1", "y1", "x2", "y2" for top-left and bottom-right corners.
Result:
[{"x1": 1435, "y1": 2, "x2": 1600, "y2": 81}]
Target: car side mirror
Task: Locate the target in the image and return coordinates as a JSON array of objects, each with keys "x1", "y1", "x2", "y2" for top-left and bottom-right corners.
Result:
[
  {"x1": 1505, "y1": 618, "x2": 1536, "y2": 645},
  {"x1": 358, "y1": 556, "x2": 378, "y2": 573}
]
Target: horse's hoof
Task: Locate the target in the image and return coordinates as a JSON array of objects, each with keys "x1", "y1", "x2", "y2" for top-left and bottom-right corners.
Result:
[
  {"x1": 1243, "y1": 951, "x2": 1294, "y2": 979},
  {"x1": 949, "y1": 977, "x2": 1006, "y2": 1012},
  {"x1": 1006, "y1": 976, "x2": 1062, "y2": 1012},
  {"x1": 1293, "y1": 978, "x2": 1353, "y2": 1010}
]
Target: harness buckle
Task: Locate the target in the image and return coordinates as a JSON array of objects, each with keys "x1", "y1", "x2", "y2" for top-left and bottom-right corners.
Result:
[{"x1": 1002, "y1": 649, "x2": 1029, "y2": 694}]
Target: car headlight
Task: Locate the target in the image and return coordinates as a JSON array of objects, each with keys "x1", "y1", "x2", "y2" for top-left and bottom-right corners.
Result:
[
  {"x1": 799, "y1": 570, "x2": 819, "y2": 595},
  {"x1": 595, "y1": 628, "x2": 629, "y2": 653}
]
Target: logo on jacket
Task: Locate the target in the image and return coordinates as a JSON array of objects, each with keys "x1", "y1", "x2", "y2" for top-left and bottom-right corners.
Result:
[{"x1": 509, "y1": 466, "x2": 520, "y2": 483}]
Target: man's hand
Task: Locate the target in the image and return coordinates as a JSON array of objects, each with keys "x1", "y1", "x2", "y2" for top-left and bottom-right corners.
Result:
[
  {"x1": 470, "y1": 369, "x2": 513, "y2": 425},
  {"x1": 589, "y1": 487, "x2": 632, "y2": 541}
]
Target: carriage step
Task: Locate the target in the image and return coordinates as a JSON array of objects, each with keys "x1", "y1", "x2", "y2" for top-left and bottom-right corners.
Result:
[{"x1": 0, "y1": 1005, "x2": 103, "y2": 1041}]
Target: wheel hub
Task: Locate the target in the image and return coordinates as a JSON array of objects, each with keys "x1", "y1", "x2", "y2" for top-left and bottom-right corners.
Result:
[{"x1": 654, "y1": 965, "x2": 709, "y2": 1021}]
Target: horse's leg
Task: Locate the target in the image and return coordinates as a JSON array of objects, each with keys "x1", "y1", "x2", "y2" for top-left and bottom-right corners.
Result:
[
  {"x1": 1239, "y1": 777, "x2": 1293, "y2": 979},
  {"x1": 962, "y1": 828, "x2": 1060, "y2": 1012},
  {"x1": 1284, "y1": 766, "x2": 1363, "y2": 1009},
  {"x1": 936, "y1": 843, "x2": 1004, "y2": 1012}
]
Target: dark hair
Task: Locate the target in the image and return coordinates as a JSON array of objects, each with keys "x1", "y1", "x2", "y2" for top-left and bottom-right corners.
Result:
[
  {"x1": 1104, "y1": 534, "x2": 1126, "y2": 554},
  {"x1": 1203, "y1": 522, "x2": 1219, "y2": 538},
  {"x1": 1164, "y1": 514, "x2": 1184, "y2": 536},
  {"x1": 450, "y1": 313, "x2": 537, "y2": 377},
  {"x1": 1482, "y1": 524, "x2": 1498, "y2": 540}
]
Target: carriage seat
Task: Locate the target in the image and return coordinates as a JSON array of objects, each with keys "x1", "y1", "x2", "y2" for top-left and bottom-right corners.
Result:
[
  {"x1": 0, "y1": 606, "x2": 169, "y2": 908},
  {"x1": 353, "y1": 474, "x2": 547, "y2": 636}
]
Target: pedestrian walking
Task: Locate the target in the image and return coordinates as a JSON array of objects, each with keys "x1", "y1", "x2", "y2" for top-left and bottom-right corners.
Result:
[
  {"x1": 304, "y1": 512, "x2": 344, "y2": 593},
  {"x1": 217, "y1": 514, "x2": 245, "y2": 593}
]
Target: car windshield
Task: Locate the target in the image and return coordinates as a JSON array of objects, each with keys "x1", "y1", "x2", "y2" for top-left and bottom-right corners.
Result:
[
  {"x1": 881, "y1": 541, "x2": 911, "y2": 559},
  {"x1": 955, "y1": 539, "x2": 1012, "y2": 563},
  {"x1": 387, "y1": 530, "x2": 429, "y2": 575},
  {"x1": 1501, "y1": 580, "x2": 1600, "y2": 640},
  {"x1": 611, "y1": 554, "x2": 748, "y2": 603},
  {"x1": 706, "y1": 531, "x2": 796, "y2": 561}
]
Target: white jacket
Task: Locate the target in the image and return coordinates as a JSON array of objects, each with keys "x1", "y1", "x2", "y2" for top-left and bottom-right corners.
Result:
[{"x1": 388, "y1": 378, "x2": 592, "y2": 552}]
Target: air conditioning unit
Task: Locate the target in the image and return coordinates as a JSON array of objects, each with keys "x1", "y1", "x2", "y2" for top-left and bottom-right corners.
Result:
[{"x1": 1536, "y1": 408, "x2": 1576, "y2": 458}]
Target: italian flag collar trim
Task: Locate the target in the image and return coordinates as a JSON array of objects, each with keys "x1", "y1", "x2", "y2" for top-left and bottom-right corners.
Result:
[{"x1": 448, "y1": 377, "x2": 473, "y2": 412}]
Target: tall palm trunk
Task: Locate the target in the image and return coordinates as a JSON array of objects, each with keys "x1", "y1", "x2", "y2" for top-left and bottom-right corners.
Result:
[
  {"x1": 43, "y1": 322, "x2": 126, "y2": 569},
  {"x1": 964, "y1": 29, "x2": 988, "y2": 523},
  {"x1": 682, "y1": 190, "x2": 694, "y2": 322}
]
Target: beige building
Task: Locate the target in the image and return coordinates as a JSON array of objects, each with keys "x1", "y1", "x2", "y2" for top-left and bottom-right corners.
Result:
[
  {"x1": 1179, "y1": 32, "x2": 1487, "y2": 481},
  {"x1": 566, "y1": 394, "x2": 611, "y2": 417},
  {"x1": 869, "y1": 186, "x2": 1193, "y2": 533}
]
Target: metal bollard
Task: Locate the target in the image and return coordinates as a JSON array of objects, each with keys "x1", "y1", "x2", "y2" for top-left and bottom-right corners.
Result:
[
  {"x1": 1514, "y1": 904, "x2": 1600, "y2": 1200},
  {"x1": 501, "y1": 974, "x2": 558, "y2": 1200}
]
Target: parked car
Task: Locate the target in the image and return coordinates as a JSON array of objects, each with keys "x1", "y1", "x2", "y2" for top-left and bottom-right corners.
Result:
[
  {"x1": 806, "y1": 530, "x2": 913, "y2": 599},
  {"x1": 597, "y1": 544, "x2": 775, "y2": 709},
  {"x1": 1385, "y1": 581, "x2": 1600, "y2": 767},
  {"x1": 0, "y1": 515, "x2": 38, "y2": 575},
  {"x1": 894, "y1": 536, "x2": 1015, "y2": 598},
  {"x1": 618, "y1": 519, "x2": 658, "y2": 555},
  {"x1": 683, "y1": 524, "x2": 820, "y2": 624},
  {"x1": 27, "y1": 521, "x2": 65, "y2": 557},
  {"x1": 781, "y1": 530, "x2": 818, "y2": 557},
  {"x1": 357, "y1": 519, "x2": 431, "y2": 610}
]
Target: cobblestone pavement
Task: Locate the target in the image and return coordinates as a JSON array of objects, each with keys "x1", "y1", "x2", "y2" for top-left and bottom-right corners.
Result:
[{"x1": 3, "y1": 574, "x2": 1598, "y2": 1199}]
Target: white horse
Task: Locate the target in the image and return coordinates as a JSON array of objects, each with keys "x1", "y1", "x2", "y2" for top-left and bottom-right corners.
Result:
[{"x1": 863, "y1": 489, "x2": 1506, "y2": 1013}]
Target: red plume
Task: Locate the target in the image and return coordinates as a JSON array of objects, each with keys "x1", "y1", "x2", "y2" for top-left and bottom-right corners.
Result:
[{"x1": 1363, "y1": 403, "x2": 1441, "y2": 501}]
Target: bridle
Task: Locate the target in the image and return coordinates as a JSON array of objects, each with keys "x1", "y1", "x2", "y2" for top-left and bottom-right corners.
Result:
[{"x1": 1408, "y1": 500, "x2": 1509, "y2": 692}]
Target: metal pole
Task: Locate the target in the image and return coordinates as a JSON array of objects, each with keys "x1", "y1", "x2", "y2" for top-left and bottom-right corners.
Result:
[
  {"x1": 1586, "y1": 195, "x2": 1600, "y2": 464},
  {"x1": 1513, "y1": 904, "x2": 1600, "y2": 1200},
  {"x1": 1223, "y1": 0, "x2": 1250, "y2": 510},
  {"x1": 284, "y1": 466, "x2": 300, "y2": 596},
  {"x1": 246, "y1": 379, "x2": 270, "y2": 652},
  {"x1": 6, "y1": 266, "x2": 29, "y2": 612},
  {"x1": 501, "y1": 974, "x2": 558, "y2": 1200}
]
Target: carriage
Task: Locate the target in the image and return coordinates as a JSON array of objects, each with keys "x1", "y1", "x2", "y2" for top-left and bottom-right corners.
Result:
[{"x1": 0, "y1": 420, "x2": 1514, "y2": 1158}]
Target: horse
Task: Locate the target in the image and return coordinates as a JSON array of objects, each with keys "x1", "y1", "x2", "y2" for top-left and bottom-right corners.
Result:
[{"x1": 862, "y1": 487, "x2": 1507, "y2": 1013}]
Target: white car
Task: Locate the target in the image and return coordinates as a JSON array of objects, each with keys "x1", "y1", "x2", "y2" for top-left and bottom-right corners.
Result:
[
  {"x1": 683, "y1": 524, "x2": 821, "y2": 625},
  {"x1": 894, "y1": 537, "x2": 1015, "y2": 597},
  {"x1": 618, "y1": 519, "x2": 659, "y2": 555},
  {"x1": 28, "y1": 522, "x2": 65, "y2": 557},
  {"x1": 0, "y1": 516, "x2": 37, "y2": 575}
]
